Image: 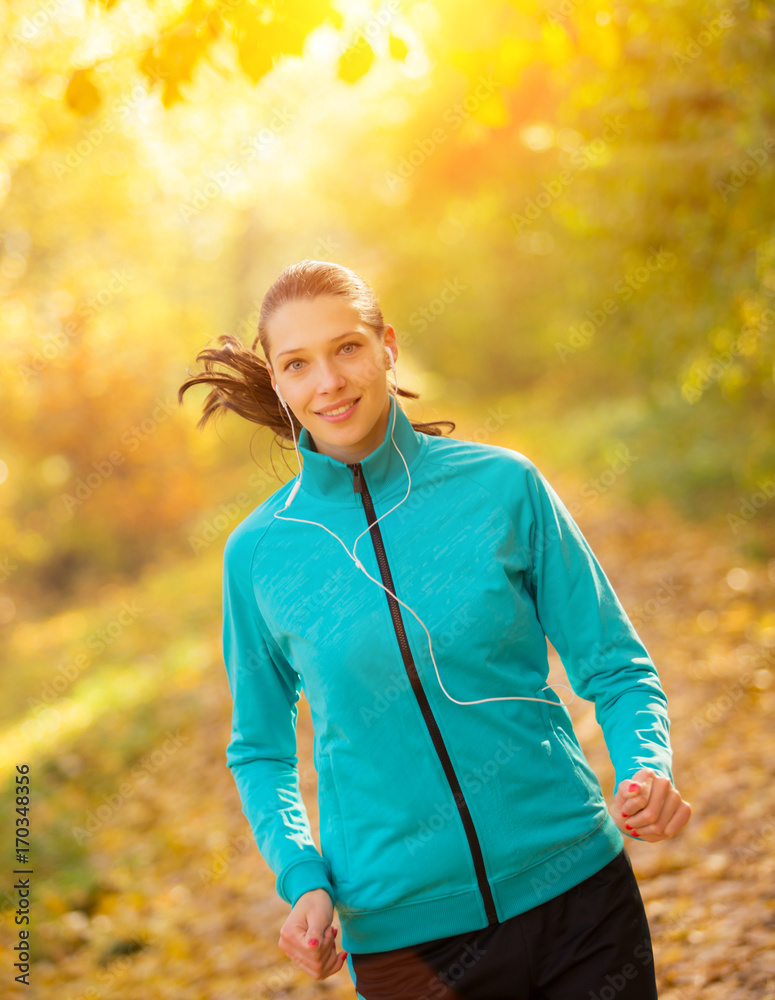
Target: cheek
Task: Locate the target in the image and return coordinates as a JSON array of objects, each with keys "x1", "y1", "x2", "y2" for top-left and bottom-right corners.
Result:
[{"x1": 362, "y1": 357, "x2": 387, "y2": 385}]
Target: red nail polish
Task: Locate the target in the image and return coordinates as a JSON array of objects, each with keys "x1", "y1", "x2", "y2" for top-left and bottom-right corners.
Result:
[
  {"x1": 332, "y1": 928, "x2": 338, "y2": 937},
  {"x1": 629, "y1": 783, "x2": 640, "y2": 792},
  {"x1": 622, "y1": 813, "x2": 628, "y2": 818},
  {"x1": 632, "y1": 832, "x2": 640, "y2": 837},
  {"x1": 625, "y1": 824, "x2": 632, "y2": 830},
  {"x1": 308, "y1": 938, "x2": 319, "y2": 947}
]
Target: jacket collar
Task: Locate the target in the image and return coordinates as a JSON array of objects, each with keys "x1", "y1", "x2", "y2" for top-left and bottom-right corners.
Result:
[{"x1": 296, "y1": 394, "x2": 426, "y2": 504}]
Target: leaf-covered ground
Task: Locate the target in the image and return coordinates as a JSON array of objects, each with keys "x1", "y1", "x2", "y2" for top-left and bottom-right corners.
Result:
[{"x1": 2, "y1": 473, "x2": 773, "y2": 1000}]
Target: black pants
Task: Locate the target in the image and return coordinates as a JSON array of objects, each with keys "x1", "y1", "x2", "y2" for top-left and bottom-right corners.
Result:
[{"x1": 350, "y1": 848, "x2": 658, "y2": 1000}]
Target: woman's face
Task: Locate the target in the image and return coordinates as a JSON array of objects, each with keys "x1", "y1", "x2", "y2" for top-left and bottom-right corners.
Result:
[{"x1": 267, "y1": 295, "x2": 398, "y2": 465}]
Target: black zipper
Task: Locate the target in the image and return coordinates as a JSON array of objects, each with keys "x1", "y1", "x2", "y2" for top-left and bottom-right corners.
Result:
[{"x1": 348, "y1": 461, "x2": 499, "y2": 925}]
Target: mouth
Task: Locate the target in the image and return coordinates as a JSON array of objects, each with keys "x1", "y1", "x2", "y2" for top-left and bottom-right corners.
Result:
[{"x1": 315, "y1": 397, "x2": 361, "y2": 421}]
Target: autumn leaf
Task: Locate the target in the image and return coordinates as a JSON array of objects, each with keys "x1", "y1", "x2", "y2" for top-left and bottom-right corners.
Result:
[{"x1": 64, "y1": 70, "x2": 102, "y2": 116}]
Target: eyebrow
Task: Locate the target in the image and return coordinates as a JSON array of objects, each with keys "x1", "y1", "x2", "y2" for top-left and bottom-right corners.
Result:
[{"x1": 275, "y1": 331, "x2": 366, "y2": 360}]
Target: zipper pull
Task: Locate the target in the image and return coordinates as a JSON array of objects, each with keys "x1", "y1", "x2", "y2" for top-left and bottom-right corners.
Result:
[{"x1": 350, "y1": 463, "x2": 363, "y2": 493}]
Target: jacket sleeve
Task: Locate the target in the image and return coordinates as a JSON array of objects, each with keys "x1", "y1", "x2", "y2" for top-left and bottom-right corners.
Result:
[
  {"x1": 221, "y1": 531, "x2": 335, "y2": 909},
  {"x1": 522, "y1": 459, "x2": 674, "y2": 792}
]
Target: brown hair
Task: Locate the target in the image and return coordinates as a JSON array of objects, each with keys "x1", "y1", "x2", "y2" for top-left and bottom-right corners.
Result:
[{"x1": 178, "y1": 259, "x2": 456, "y2": 467}]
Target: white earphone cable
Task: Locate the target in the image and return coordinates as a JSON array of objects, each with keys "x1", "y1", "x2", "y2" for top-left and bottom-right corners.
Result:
[{"x1": 271, "y1": 347, "x2": 574, "y2": 709}]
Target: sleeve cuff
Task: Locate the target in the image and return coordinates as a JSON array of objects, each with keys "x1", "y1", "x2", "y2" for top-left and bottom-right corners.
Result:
[{"x1": 277, "y1": 857, "x2": 335, "y2": 910}]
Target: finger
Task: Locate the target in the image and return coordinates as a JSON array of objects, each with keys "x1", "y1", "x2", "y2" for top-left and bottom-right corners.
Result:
[
  {"x1": 289, "y1": 952, "x2": 319, "y2": 978},
  {"x1": 623, "y1": 773, "x2": 666, "y2": 819},
  {"x1": 321, "y1": 946, "x2": 349, "y2": 976},
  {"x1": 640, "y1": 798, "x2": 692, "y2": 840},
  {"x1": 627, "y1": 779, "x2": 671, "y2": 829},
  {"x1": 628, "y1": 792, "x2": 677, "y2": 836},
  {"x1": 289, "y1": 947, "x2": 331, "y2": 980},
  {"x1": 662, "y1": 799, "x2": 692, "y2": 837},
  {"x1": 305, "y1": 915, "x2": 330, "y2": 950},
  {"x1": 616, "y1": 774, "x2": 652, "y2": 814},
  {"x1": 291, "y1": 928, "x2": 336, "y2": 971},
  {"x1": 291, "y1": 944, "x2": 348, "y2": 981}
]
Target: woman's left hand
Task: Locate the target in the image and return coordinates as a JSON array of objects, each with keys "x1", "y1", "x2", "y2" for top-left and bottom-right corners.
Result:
[{"x1": 611, "y1": 767, "x2": 692, "y2": 843}]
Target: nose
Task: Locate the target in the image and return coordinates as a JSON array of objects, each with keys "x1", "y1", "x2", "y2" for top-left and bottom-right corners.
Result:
[{"x1": 315, "y1": 358, "x2": 347, "y2": 392}]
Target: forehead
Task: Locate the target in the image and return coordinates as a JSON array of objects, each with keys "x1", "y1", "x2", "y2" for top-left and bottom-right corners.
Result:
[{"x1": 269, "y1": 295, "x2": 365, "y2": 342}]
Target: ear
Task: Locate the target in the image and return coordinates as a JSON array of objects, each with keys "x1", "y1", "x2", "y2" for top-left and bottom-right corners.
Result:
[{"x1": 383, "y1": 324, "x2": 398, "y2": 364}]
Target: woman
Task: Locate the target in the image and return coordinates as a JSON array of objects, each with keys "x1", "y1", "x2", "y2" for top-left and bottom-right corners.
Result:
[{"x1": 179, "y1": 259, "x2": 691, "y2": 999}]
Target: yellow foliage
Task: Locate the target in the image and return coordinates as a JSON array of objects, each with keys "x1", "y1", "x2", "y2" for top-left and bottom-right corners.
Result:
[
  {"x1": 338, "y1": 36, "x2": 375, "y2": 84},
  {"x1": 590, "y1": 24, "x2": 621, "y2": 70},
  {"x1": 64, "y1": 70, "x2": 102, "y2": 116},
  {"x1": 472, "y1": 89, "x2": 510, "y2": 128},
  {"x1": 389, "y1": 32, "x2": 409, "y2": 62},
  {"x1": 541, "y1": 21, "x2": 574, "y2": 67}
]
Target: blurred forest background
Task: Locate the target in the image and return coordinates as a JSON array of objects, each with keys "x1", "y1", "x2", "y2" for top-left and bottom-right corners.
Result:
[{"x1": 1, "y1": 0, "x2": 774, "y2": 997}]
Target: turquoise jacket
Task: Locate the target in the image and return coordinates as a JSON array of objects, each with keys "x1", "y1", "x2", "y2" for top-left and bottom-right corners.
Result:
[{"x1": 221, "y1": 393, "x2": 673, "y2": 956}]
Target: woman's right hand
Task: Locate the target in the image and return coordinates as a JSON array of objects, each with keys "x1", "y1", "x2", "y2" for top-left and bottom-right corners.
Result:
[{"x1": 278, "y1": 887, "x2": 348, "y2": 980}]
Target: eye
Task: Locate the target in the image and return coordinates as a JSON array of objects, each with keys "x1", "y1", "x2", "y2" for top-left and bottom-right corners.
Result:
[{"x1": 282, "y1": 342, "x2": 361, "y2": 372}]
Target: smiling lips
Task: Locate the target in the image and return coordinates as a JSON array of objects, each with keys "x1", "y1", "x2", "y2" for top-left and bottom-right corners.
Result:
[{"x1": 316, "y1": 397, "x2": 361, "y2": 418}]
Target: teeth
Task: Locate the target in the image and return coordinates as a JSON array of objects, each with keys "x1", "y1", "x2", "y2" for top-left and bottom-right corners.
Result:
[{"x1": 319, "y1": 400, "x2": 357, "y2": 416}]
